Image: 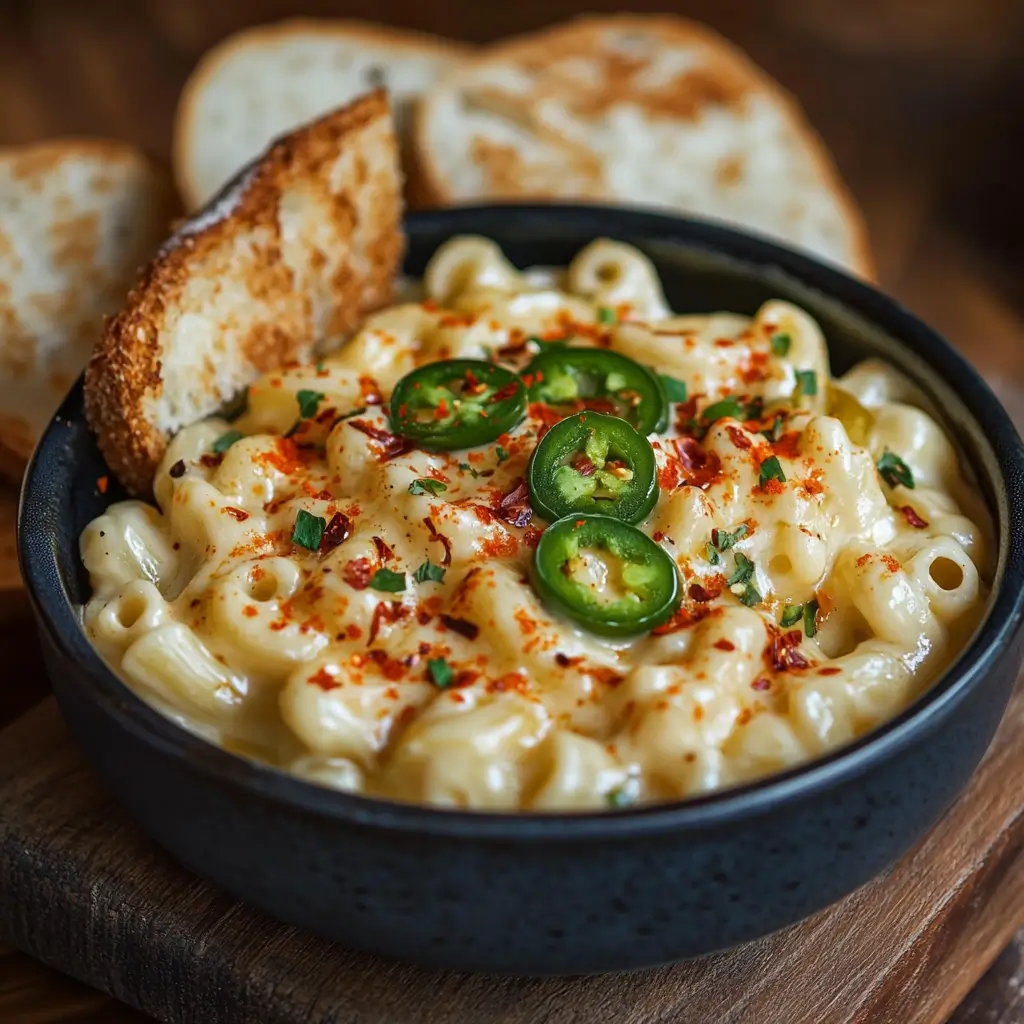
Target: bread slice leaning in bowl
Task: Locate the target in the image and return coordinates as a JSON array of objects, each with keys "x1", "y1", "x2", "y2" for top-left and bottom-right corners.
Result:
[
  {"x1": 0, "y1": 140, "x2": 177, "y2": 478},
  {"x1": 174, "y1": 18, "x2": 469, "y2": 210},
  {"x1": 414, "y1": 15, "x2": 874, "y2": 277},
  {"x1": 85, "y1": 89, "x2": 404, "y2": 497}
]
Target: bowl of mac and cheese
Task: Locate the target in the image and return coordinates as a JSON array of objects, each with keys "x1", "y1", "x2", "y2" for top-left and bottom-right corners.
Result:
[{"x1": 21, "y1": 205, "x2": 1024, "y2": 973}]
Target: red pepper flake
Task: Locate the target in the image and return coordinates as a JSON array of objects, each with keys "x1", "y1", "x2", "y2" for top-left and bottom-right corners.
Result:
[
  {"x1": 344, "y1": 557, "x2": 374, "y2": 590},
  {"x1": 725, "y1": 426, "x2": 752, "y2": 450},
  {"x1": 488, "y1": 672, "x2": 529, "y2": 694},
  {"x1": 573, "y1": 455, "x2": 597, "y2": 477},
  {"x1": 242, "y1": 605, "x2": 258, "y2": 618},
  {"x1": 739, "y1": 350, "x2": 771, "y2": 383},
  {"x1": 346, "y1": 624, "x2": 362, "y2": 640},
  {"x1": 223, "y1": 506, "x2": 249, "y2": 521},
  {"x1": 168, "y1": 460, "x2": 186, "y2": 479},
  {"x1": 309, "y1": 667, "x2": 341, "y2": 691},
  {"x1": 347, "y1": 419, "x2": 412, "y2": 461},
  {"x1": 902, "y1": 505, "x2": 929, "y2": 529},
  {"x1": 434, "y1": 397, "x2": 449, "y2": 420},
  {"x1": 651, "y1": 605, "x2": 717, "y2": 635},
  {"x1": 320, "y1": 512, "x2": 352, "y2": 553},
  {"x1": 772, "y1": 431, "x2": 802, "y2": 460},
  {"x1": 761, "y1": 478, "x2": 785, "y2": 496},
  {"x1": 818, "y1": 667, "x2": 842, "y2": 676},
  {"x1": 368, "y1": 601, "x2": 409, "y2": 645},
  {"x1": 661, "y1": 437, "x2": 722, "y2": 491},
  {"x1": 359, "y1": 375, "x2": 384, "y2": 405},
  {"x1": 673, "y1": 395, "x2": 700, "y2": 436},
  {"x1": 767, "y1": 626, "x2": 810, "y2": 672},
  {"x1": 365, "y1": 649, "x2": 407, "y2": 681},
  {"x1": 496, "y1": 480, "x2": 533, "y2": 528},
  {"x1": 260, "y1": 437, "x2": 303, "y2": 475},
  {"x1": 438, "y1": 312, "x2": 477, "y2": 328},
  {"x1": 882, "y1": 554, "x2": 901, "y2": 574},
  {"x1": 421, "y1": 299, "x2": 438, "y2": 312},
  {"x1": 440, "y1": 614, "x2": 480, "y2": 640},
  {"x1": 800, "y1": 470, "x2": 825, "y2": 497},
  {"x1": 199, "y1": 452, "x2": 223, "y2": 469},
  {"x1": 422, "y1": 517, "x2": 452, "y2": 566},
  {"x1": 490, "y1": 381, "x2": 520, "y2": 403},
  {"x1": 751, "y1": 677, "x2": 771, "y2": 691},
  {"x1": 372, "y1": 536, "x2": 395, "y2": 562},
  {"x1": 713, "y1": 638, "x2": 736, "y2": 652},
  {"x1": 856, "y1": 554, "x2": 872, "y2": 568},
  {"x1": 523, "y1": 527, "x2": 543, "y2": 548},
  {"x1": 688, "y1": 583, "x2": 717, "y2": 603},
  {"x1": 96, "y1": 476, "x2": 109, "y2": 494}
]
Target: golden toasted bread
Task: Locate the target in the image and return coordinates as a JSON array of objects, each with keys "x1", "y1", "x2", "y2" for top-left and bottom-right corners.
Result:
[
  {"x1": 174, "y1": 18, "x2": 469, "y2": 210},
  {"x1": 0, "y1": 140, "x2": 177, "y2": 478},
  {"x1": 415, "y1": 15, "x2": 873, "y2": 277},
  {"x1": 85, "y1": 90, "x2": 404, "y2": 496}
]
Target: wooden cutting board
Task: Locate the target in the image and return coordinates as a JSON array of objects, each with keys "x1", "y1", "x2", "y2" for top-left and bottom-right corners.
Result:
[{"x1": 2, "y1": 685, "x2": 1024, "y2": 1024}]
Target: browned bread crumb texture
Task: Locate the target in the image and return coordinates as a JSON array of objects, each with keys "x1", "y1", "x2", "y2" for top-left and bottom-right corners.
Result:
[{"x1": 85, "y1": 90, "x2": 404, "y2": 496}]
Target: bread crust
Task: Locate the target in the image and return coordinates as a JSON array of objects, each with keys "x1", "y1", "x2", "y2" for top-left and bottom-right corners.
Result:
[
  {"x1": 174, "y1": 18, "x2": 471, "y2": 210},
  {"x1": 0, "y1": 138, "x2": 178, "y2": 478},
  {"x1": 413, "y1": 15, "x2": 874, "y2": 279},
  {"x1": 86, "y1": 90, "x2": 404, "y2": 496}
]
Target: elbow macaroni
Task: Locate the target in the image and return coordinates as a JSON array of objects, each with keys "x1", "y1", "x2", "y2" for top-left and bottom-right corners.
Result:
[{"x1": 79, "y1": 236, "x2": 993, "y2": 811}]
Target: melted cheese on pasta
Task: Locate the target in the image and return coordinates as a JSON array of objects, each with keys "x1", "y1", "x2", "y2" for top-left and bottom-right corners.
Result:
[{"x1": 79, "y1": 237, "x2": 992, "y2": 811}]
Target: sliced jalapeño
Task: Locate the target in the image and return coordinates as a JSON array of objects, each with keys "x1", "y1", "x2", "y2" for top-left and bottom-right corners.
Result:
[
  {"x1": 528, "y1": 411, "x2": 659, "y2": 524},
  {"x1": 523, "y1": 348, "x2": 668, "y2": 435},
  {"x1": 532, "y1": 515, "x2": 680, "y2": 637},
  {"x1": 389, "y1": 359, "x2": 526, "y2": 450}
]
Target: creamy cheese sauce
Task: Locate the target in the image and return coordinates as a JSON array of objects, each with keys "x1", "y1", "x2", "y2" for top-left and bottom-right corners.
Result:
[{"x1": 79, "y1": 237, "x2": 992, "y2": 811}]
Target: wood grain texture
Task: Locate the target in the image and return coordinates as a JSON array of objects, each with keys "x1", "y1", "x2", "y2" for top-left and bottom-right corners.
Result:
[{"x1": 1, "y1": 691, "x2": 1023, "y2": 1024}]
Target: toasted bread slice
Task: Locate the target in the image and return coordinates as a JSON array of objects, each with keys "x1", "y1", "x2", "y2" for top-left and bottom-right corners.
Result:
[
  {"x1": 0, "y1": 140, "x2": 177, "y2": 475},
  {"x1": 174, "y1": 18, "x2": 469, "y2": 210},
  {"x1": 415, "y1": 16, "x2": 873, "y2": 276},
  {"x1": 85, "y1": 90, "x2": 404, "y2": 496}
]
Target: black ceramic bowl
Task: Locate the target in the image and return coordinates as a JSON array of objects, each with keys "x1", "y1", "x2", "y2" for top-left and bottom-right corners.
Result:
[{"x1": 19, "y1": 206, "x2": 1024, "y2": 975}]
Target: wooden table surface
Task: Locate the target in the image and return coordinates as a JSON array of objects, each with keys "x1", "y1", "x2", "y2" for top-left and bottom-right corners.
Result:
[{"x1": 0, "y1": 2, "x2": 1022, "y2": 1021}]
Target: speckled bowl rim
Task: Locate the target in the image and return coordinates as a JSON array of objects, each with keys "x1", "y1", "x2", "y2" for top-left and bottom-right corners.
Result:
[{"x1": 19, "y1": 204, "x2": 1024, "y2": 842}]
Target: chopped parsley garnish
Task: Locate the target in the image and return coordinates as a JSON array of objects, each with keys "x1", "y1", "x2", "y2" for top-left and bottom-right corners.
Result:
[
  {"x1": 427, "y1": 657, "x2": 454, "y2": 688},
  {"x1": 291, "y1": 510, "x2": 326, "y2": 550},
  {"x1": 701, "y1": 396, "x2": 747, "y2": 424},
  {"x1": 740, "y1": 583, "x2": 762, "y2": 607},
  {"x1": 726, "y1": 552, "x2": 754, "y2": 587},
  {"x1": 296, "y1": 389, "x2": 325, "y2": 419},
  {"x1": 713, "y1": 524, "x2": 749, "y2": 551},
  {"x1": 804, "y1": 598, "x2": 820, "y2": 638},
  {"x1": 606, "y1": 774, "x2": 640, "y2": 808},
  {"x1": 598, "y1": 306, "x2": 617, "y2": 324},
  {"x1": 795, "y1": 370, "x2": 818, "y2": 397},
  {"x1": 315, "y1": 359, "x2": 326, "y2": 373},
  {"x1": 334, "y1": 406, "x2": 367, "y2": 422},
  {"x1": 495, "y1": 446, "x2": 510, "y2": 463},
  {"x1": 369, "y1": 568, "x2": 406, "y2": 593},
  {"x1": 705, "y1": 541, "x2": 721, "y2": 566},
  {"x1": 762, "y1": 415, "x2": 784, "y2": 443},
  {"x1": 781, "y1": 604, "x2": 803, "y2": 628},
  {"x1": 409, "y1": 478, "x2": 448, "y2": 497},
  {"x1": 876, "y1": 450, "x2": 915, "y2": 490},
  {"x1": 759, "y1": 455, "x2": 787, "y2": 488},
  {"x1": 660, "y1": 374, "x2": 688, "y2": 403},
  {"x1": 413, "y1": 560, "x2": 445, "y2": 584},
  {"x1": 212, "y1": 430, "x2": 244, "y2": 454},
  {"x1": 771, "y1": 332, "x2": 791, "y2": 356},
  {"x1": 459, "y1": 462, "x2": 481, "y2": 478}
]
